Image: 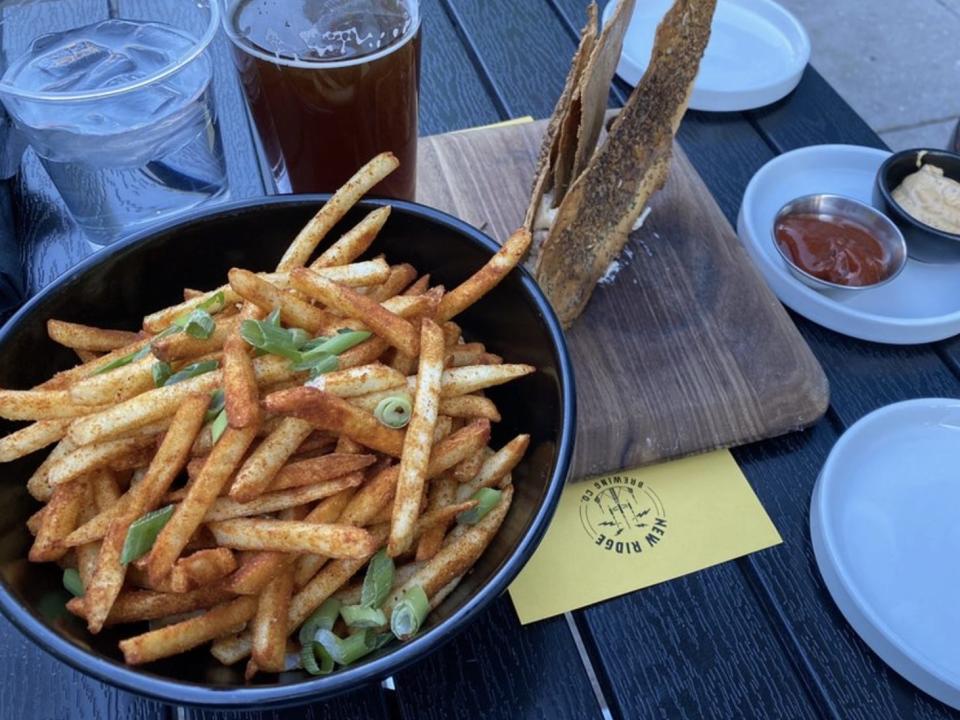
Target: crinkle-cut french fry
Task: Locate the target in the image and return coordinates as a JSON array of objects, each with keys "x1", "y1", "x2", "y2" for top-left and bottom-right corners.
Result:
[
  {"x1": 47, "y1": 320, "x2": 140, "y2": 352},
  {"x1": 250, "y1": 568, "x2": 293, "y2": 673},
  {"x1": 0, "y1": 389, "x2": 109, "y2": 421},
  {"x1": 152, "y1": 315, "x2": 241, "y2": 362},
  {"x1": 457, "y1": 435, "x2": 530, "y2": 501},
  {"x1": 445, "y1": 343, "x2": 503, "y2": 368},
  {"x1": 0, "y1": 419, "x2": 72, "y2": 463},
  {"x1": 29, "y1": 478, "x2": 86, "y2": 562},
  {"x1": 208, "y1": 518, "x2": 377, "y2": 559},
  {"x1": 416, "y1": 474, "x2": 458, "y2": 561},
  {"x1": 278, "y1": 156, "x2": 397, "y2": 271},
  {"x1": 206, "y1": 472, "x2": 363, "y2": 522},
  {"x1": 386, "y1": 486, "x2": 512, "y2": 612},
  {"x1": 169, "y1": 548, "x2": 238, "y2": 594},
  {"x1": 68, "y1": 356, "x2": 156, "y2": 405},
  {"x1": 305, "y1": 363, "x2": 405, "y2": 399},
  {"x1": 438, "y1": 228, "x2": 532, "y2": 321},
  {"x1": 291, "y1": 268, "x2": 419, "y2": 356},
  {"x1": 365, "y1": 263, "x2": 417, "y2": 303},
  {"x1": 223, "y1": 334, "x2": 260, "y2": 430},
  {"x1": 69, "y1": 356, "x2": 293, "y2": 447},
  {"x1": 406, "y1": 364, "x2": 535, "y2": 399},
  {"x1": 47, "y1": 437, "x2": 154, "y2": 489},
  {"x1": 119, "y1": 596, "x2": 258, "y2": 665},
  {"x1": 269, "y1": 452, "x2": 375, "y2": 491},
  {"x1": 308, "y1": 205, "x2": 392, "y2": 271},
  {"x1": 27, "y1": 437, "x2": 77, "y2": 501},
  {"x1": 263, "y1": 387, "x2": 405, "y2": 457},
  {"x1": 389, "y1": 320, "x2": 444, "y2": 556},
  {"x1": 147, "y1": 424, "x2": 258, "y2": 586},
  {"x1": 437, "y1": 395, "x2": 501, "y2": 422},
  {"x1": 37, "y1": 337, "x2": 153, "y2": 391},
  {"x1": 229, "y1": 418, "x2": 313, "y2": 502},
  {"x1": 232, "y1": 489, "x2": 354, "y2": 595},
  {"x1": 68, "y1": 586, "x2": 234, "y2": 626},
  {"x1": 229, "y1": 268, "x2": 334, "y2": 333}
]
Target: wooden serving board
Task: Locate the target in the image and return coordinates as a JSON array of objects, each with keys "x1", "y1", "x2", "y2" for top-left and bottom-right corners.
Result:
[{"x1": 416, "y1": 118, "x2": 829, "y2": 479}]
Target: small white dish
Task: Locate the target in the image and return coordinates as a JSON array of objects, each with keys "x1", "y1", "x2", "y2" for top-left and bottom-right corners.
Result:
[
  {"x1": 811, "y1": 398, "x2": 960, "y2": 710},
  {"x1": 602, "y1": 0, "x2": 810, "y2": 112},
  {"x1": 737, "y1": 144, "x2": 960, "y2": 344}
]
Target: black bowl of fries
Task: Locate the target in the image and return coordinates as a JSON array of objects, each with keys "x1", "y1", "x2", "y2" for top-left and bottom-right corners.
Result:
[{"x1": 0, "y1": 174, "x2": 574, "y2": 707}]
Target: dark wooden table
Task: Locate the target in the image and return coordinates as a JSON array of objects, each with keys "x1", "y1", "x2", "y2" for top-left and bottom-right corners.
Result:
[{"x1": 3, "y1": 1, "x2": 960, "y2": 718}]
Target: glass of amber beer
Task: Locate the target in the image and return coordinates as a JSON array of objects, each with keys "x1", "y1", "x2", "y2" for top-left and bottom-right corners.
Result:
[{"x1": 221, "y1": 0, "x2": 421, "y2": 199}]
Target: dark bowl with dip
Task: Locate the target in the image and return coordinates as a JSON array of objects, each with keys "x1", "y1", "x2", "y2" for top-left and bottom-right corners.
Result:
[{"x1": 874, "y1": 148, "x2": 960, "y2": 263}]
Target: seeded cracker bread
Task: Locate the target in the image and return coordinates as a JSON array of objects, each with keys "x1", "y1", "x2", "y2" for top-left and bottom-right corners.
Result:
[{"x1": 534, "y1": 0, "x2": 716, "y2": 327}]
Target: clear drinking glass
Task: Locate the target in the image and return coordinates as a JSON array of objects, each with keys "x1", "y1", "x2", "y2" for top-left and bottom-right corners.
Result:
[
  {"x1": 220, "y1": 0, "x2": 421, "y2": 200},
  {"x1": 0, "y1": 0, "x2": 229, "y2": 245}
]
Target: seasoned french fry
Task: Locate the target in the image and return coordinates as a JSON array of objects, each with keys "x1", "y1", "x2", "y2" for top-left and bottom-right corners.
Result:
[
  {"x1": 366, "y1": 263, "x2": 417, "y2": 303},
  {"x1": 445, "y1": 343, "x2": 503, "y2": 368},
  {"x1": 229, "y1": 268, "x2": 333, "y2": 333},
  {"x1": 251, "y1": 568, "x2": 294, "y2": 673},
  {"x1": 276, "y1": 153, "x2": 397, "y2": 271},
  {"x1": 208, "y1": 518, "x2": 377, "y2": 559},
  {"x1": 436, "y1": 395, "x2": 501, "y2": 422},
  {"x1": 0, "y1": 389, "x2": 109, "y2": 421},
  {"x1": 68, "y1": 356, "x2": 156, "y2": 405},
  {"x1": 438, "y1": 228, "x2": 532, "y2": 321},
  {"x1": 458, "y1": 435, "x2": 530, "y2": 500},
  {"x1": 441, "y1": 321, "x2": 462, "y2": 348},
  {"x1": 169, "y1": 548, "x2": 237, "y2": 594},
  {"x1": 47, "y1": 320, "x2": 140, "y2": 352},
  {"x1": 389, "y1": 320, "x2": 444, "y2": 556},
  {"x1": 0, "y1": 418, "x2": 72, "y2": 462},
  {"x1": 26, "y1": 507, "x2": 46, "y2": 536},
  {"x1": 305, "y1": 363, "x2": 405, "y2": 398},
  {"x1": 416, "y1": 474, "x2": 457, "y2": 561},
  {"x1": 415, "y1": 499, "x2": 477, "y2": 535},
  {"x1": 270, "y1": 452, "x2": 375, "y2": 491},
  {"x1": 84, "y1": 514, "x2": 132, "y2": 633},
  {"x1": 264, "y1": 387, "x2": 404, "y2": 456},
  {"x1": 147, "y1": 424, "x2": 258, "y2": 585},
  {"x1": 152, "y1": 315, "x2": 241, "y2": 362},
  {"x1": 291, "y1": 268, "x2": 419, "y2": 356},
  {"x1": 229, "y1": 417, "x2": 313, "y2": 502},
  {"x1": 38, "y1": 337, "x2": 153, "y2": 391},
  {"x1": 47, "y1": 437, "x2": 153, "y2": 489},
  {"x1": 75, "y1": 349, "x2": 100, "y2": 363},
  {"x1": 27, "y1": 438, "x2": 76, "y2": 501},
  {"x1": 338, "y1": 337, "x2": 390, "y2": 369},
  {"x1": 75, "y1": 482, "x2": 101, "y2": 589},
  {"x1": 223, "y1": 334, "x2": 260, "y2": 429},
  {"x1": 206, "y1": 472, "x2": 363, "y2": 521},
  {"x1": 119, "y1": 596, "x2": 258, "y2": 665},
  {"x1": 68, "y1": 586, "x2": 234, "y2": 626},
  {"x1": 308, "y1": 205, "x2": 392, "y2": 271},
  {"x1": 29, "y1": 478, "x2": 86, "y2": 562},
  {"x1": 401, "y1": 273, "x2": 431, "y2": 297},
  {"x1": 407, "y1": 364, "x2": 535, "y2": 398},
  {"x1": 452, "y1": 447, "x2": 485, "y2": 484}
]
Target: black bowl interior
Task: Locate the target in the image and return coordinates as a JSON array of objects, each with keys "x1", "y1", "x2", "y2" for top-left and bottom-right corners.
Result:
[
  {"x1": 878, "y1": 148, "x2": 960, "y2": 238},
  {"x1": 0, "y1": 196, "x2": 574, "y2": 707}
]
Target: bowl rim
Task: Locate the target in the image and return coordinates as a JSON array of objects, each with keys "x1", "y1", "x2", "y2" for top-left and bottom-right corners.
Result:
[
  {"x1": 0, "y1": 194, "x2": 576, "y2": 708},
  {"x1": 875, "y1": 147, "x2": 960, "y2": 242},
  {"x1": 771, "y1": 192, "x2": 907, "y2": 291}
]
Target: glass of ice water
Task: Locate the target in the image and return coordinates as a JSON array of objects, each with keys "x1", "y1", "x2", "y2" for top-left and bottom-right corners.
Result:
[{"x1": 0, "y1": 0, "x2": 229, "y2": 245}]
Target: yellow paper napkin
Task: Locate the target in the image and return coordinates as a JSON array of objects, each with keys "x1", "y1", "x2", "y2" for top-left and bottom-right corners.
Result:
[{"x1": 509, "y1": 450, "x2": 782, "y2": 625}]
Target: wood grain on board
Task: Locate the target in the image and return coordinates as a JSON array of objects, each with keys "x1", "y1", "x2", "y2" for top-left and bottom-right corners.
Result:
[{"x1": 417, "y1": 118, "x2": 829, "y2": 478}]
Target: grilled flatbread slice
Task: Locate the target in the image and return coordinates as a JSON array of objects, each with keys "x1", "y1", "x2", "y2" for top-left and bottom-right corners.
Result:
[{"x1": 534, "y1": 0, "x2": 716, "y2": 327}]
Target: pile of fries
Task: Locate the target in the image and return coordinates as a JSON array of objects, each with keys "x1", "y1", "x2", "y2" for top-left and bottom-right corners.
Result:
[{"x1": 0, "y1": 153, "x2": 536, "y2": 679}]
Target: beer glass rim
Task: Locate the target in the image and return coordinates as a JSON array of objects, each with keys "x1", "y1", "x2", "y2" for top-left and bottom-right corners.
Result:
[
  {"x1": 0, "y1": 0, "x2": 220, "y2": 103},
  {"x1": 219, "y1": 0, "x2": 421, "y2": 71}
]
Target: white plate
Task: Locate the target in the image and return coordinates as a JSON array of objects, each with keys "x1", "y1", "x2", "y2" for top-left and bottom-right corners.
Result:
[
  {"x1": 811, "y1": 399, "x2": 960, "y2": 710},
  {"x1": 737, "y1": 144, "x2": 960, "y2": 344},
  {"x1": 602, "y1": 0, "x2": 810, "y2": 112}
]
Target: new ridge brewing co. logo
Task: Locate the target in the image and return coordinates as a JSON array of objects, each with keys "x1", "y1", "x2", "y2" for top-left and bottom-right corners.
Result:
[{"x1": 579, "y1": 474, "x2": 668, "y2": 555}]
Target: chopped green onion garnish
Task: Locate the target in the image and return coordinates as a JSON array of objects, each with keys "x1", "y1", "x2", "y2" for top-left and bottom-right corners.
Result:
[
  {"x1": 204, "y1": 388, "x2": 225, "y2": 423},
  {"x1": 374, "y1": 395, "x2": 412, "y2": 429},
  {"x1": 360, "y1": 549, "x2": 394, "y2": 609},
  {"x1": 314, "y1": 628, "x2": 375, "y2": 666},
  {"x1": 336, "y1": 328, "x2": 354, "y2": 335},
  {"x1": 286, "y1": 327, "x2": 311, "y2": 349},
  {"x1": 151, "y1": 361, "x2": 172, "y2": 387},
  {"x1": 173, "y1": 291, "x2": 225, "y2": 327},
  {"x1": 301, "y1": 641, "x2": 334, "y2": 675},
  {"x1": 178, "y1": 309, "x2": 215, "y2": 340},
  {"x1": 92, "y1": 343, "x2": 153, "y2": 376},
  {"x1": 457, "y1": 488, "x2": 502, "y2": 525},
  {"x1": 62, "y1": 568, "x2": 84, "y2": 597},
  {"x1": 303, "y1": 330, "x2": 371, "y2": 357},
  {"x1": 240, "y1": 318, "x2": 303, "y2": 361},
  {"x1": 298, "y1": 598, "x2": 341, "y2": 647},
  {"x1": 164, "y1": 359, "x2": 218, "y2": 387},
  {"x1": 390, "y1": 586, "x2": 429, "y2": 641},
  {"x1": 210, "y1": 409, "x2": 229, "y2": 445},
  {"x1": 265, "y1": 307, "x2": 282, "y2": 326},
  {"x1": 294, "y1": 353, "x2": 339, "y2": 378},
  {"x1": 120, "y1": 505, "x2": 175, "y2": 565},
  {"x1": 340, "y1": 605, "x2": 386, "y2": 628},
  {"x1": 369, "y1": 632, "x2": 394, "y2": 651}
]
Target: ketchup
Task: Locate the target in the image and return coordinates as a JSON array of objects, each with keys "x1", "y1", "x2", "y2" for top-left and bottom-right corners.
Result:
[{"x1": 775, "y1": 213, "x2": 890, "y2": 287}]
